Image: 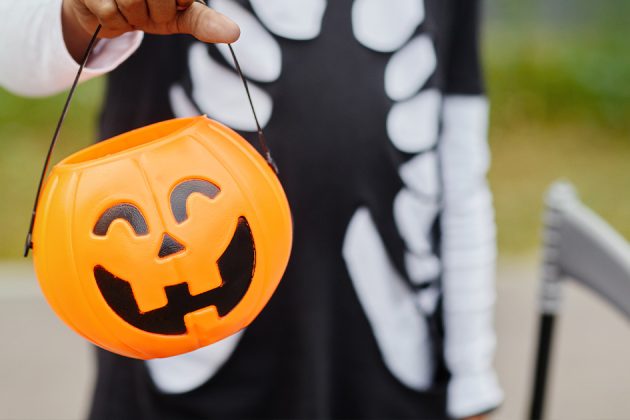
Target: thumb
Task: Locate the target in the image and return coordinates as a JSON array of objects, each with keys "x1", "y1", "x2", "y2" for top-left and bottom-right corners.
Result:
[{"x1": 175, "y1": 3, "x2": 240, "y2": 43}]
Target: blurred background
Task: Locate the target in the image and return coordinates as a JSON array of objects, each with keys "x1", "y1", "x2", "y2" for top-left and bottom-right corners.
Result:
[{"x1": 2, "y1": 0, "x2": 630, "y2": 418}]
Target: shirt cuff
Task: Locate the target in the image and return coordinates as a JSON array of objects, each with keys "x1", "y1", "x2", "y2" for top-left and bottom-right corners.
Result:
[
  {"x1": 448, "y1": 370, "x2": 504, "y2": 419},
  {"x1": 82, "y1": 33, "x2": 144, "y2": 75}
]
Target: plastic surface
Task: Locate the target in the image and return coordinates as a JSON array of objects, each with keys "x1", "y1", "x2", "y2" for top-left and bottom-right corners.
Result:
[{"x1": 32, "y1": 116, "x2": 292, "y2": 359}]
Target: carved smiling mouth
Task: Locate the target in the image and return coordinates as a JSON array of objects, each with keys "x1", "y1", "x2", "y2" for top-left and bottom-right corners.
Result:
[{"x1": 94, "y1": 217, "x2": 255, "y2": 335}]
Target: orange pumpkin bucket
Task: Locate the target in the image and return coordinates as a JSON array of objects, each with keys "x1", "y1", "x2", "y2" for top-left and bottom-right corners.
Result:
[
  {"x1": 31, "y1": 116, "x2": 292, "y2": 359},
  {"x1": 24, "y1": 29, "x2": 292, "y2": 359}
]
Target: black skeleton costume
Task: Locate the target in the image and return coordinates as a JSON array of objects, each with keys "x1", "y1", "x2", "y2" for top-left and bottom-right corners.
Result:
[{"x1": 0, "y1": 0, "x2": 502, "y2": 418}]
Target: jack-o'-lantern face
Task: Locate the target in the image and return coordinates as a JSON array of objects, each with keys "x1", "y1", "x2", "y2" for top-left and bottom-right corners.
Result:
[
  {"x1": 32, "y1": 117, "x2": 292, "y2": 359},
  {"x1": 92, "y1": 179, "x2": 255, "y2": 336}
]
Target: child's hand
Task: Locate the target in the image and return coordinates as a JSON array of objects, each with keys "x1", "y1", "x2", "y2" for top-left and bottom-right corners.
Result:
[{"x1": 62, "y1": 0, "x2": 240, "y2": 61}]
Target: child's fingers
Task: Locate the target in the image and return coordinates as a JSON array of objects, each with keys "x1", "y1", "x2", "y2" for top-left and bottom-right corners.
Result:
[
  {"x1": 174, "y1": 2, "x2": 239, "y2": 43},
  {"x1": 70, "y1": 0, "x2": 238, "y2": 43},
  {"x1": 116, "y1": 0, "x2": 150, "y2": 27},
  {"x1": 84, "y1": 0, "x2": 133, "y2": 32},
  {"x1": 146, "y1": 0, "x2": 177, "y2": 24}
]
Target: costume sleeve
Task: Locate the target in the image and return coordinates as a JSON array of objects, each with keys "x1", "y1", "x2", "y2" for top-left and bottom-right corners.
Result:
[
  {"x1": 438, "y1": 0, "x2": 504, "y2": 417},
  {"x1": 0, "y1": 0, "x2": 143, "y2": 97}
]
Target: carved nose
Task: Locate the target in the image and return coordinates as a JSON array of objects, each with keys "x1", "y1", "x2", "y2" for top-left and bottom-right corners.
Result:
[{"x1": 158, "y1": 233, "x2": 186, "y2": 258}]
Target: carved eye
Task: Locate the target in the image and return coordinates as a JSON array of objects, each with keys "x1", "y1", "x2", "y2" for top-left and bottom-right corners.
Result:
[
  {"x1": 93, "y1": 204, "x2": 149, "y2": 236},
  {"x1": 170, "y1": 179, "x2": 221, "y2": 223}
]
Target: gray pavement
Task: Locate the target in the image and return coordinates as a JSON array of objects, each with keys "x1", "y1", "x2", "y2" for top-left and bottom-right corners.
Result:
[
  {"x1": 494, "y1": 257, "x2": 630, "y2": 420},
  {"x1": 1, "y1": 257, "x2": 630, "y2": 420}
]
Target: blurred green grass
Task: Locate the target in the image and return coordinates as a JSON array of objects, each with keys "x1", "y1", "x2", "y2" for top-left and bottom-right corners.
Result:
[
  {"x1": 1, "y1": 23, "x2": 629, "y2": 258},
  {"x1": 0, "y1": 80, "x2": 103, "y2": 258},
  {"x1": 485, "y1": 24, "x2": 630, "y2": 253}
]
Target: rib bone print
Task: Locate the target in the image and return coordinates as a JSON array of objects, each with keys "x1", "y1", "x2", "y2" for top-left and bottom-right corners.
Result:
[
  {"x1": 159, "y1": 0, "x2": 491, "y2": 398},
  {"x1": 343, "y1": 0, "x2": 440, "y2": 391}
]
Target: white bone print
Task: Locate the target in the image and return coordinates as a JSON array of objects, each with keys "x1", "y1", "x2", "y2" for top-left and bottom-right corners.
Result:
[
  {"x1": 344, "y1": 0, "x2": 443, "y2": 391},
  {"x1": 164, "y1": 0, "x2": 442, "y2": 393}
]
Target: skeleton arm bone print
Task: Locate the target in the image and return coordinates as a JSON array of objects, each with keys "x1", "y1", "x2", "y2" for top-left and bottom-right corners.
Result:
[{"x1": 439, "y1": 1, "x2": 503, "y2": 417}]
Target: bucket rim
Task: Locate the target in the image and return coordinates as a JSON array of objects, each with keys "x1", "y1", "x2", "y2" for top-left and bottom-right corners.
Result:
[{"x1": 53, "y1": 116, "x2": 209, "y2": 172}]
